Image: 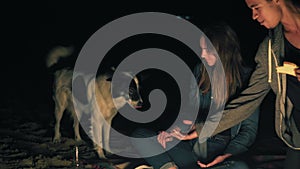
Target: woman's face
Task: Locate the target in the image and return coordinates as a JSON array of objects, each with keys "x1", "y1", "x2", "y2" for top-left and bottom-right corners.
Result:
[
  {"x1": 200, "y1": 37, "x2": 217, "y2": 66},
  {"x1": 245, "y1": 0, "x2": 282, "y2": 29}
]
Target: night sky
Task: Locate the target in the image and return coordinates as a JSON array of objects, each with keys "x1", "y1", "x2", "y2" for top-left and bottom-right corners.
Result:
[{"x1": 3, "y1": 0, "x2": 271, "y2": 131}]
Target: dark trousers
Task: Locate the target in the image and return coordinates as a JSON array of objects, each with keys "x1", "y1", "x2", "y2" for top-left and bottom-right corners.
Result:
[
  {"x1": 131, "y1": 128, "x2": 198, "y2": 169},
  {"x1": 131, "y1": 128, "x2": 250, "y2": 169}
]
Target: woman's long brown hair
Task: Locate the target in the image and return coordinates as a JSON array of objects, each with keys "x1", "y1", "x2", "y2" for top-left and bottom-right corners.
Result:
[{"x1": 198, "y1": 22, "x2": 243, "y2": 108}]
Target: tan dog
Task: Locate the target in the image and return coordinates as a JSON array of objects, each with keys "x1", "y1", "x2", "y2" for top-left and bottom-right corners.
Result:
[{"x1": 46, "y1": 46, "x2": 143, "y2": 158}]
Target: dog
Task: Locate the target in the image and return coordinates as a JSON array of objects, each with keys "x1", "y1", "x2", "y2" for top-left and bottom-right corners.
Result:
[{"x1": 46, "y1": 46, "x2": 143, "y2": 158}]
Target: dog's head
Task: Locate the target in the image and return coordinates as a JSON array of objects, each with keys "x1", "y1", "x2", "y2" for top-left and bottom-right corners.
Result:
[
  {"x1": 107, "y1": 71, "x2": 143, "y2": 110},
  {"x1": 128, "y1": 74, "x2": 143, "y2": 109}
]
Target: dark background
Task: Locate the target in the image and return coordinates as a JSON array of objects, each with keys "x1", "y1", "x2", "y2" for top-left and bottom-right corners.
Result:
[{"x1": 2, "y1": 0, "x2": 280, "y2": 148}]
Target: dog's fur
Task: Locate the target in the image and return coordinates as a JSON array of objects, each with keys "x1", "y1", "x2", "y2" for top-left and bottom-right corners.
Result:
[{"x1": 46, "y1": 46, "x2": 142, "y2": 159}]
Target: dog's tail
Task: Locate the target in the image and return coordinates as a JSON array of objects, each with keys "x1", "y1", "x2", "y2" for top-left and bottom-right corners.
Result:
[{"x1": 46, "y1": 46, "x2": 74, "y2": 68}]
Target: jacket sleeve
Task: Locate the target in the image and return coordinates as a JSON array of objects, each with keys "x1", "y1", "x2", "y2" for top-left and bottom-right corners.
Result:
[
  {"x1": 196, "y1": 37, "x2": 271, "y2": 137},
  {"x1": 223, "y1": 108, "x2": 259, "y2": 155}
]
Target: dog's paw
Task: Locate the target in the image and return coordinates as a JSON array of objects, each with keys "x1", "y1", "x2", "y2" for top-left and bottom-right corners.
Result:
[
  {"x1": 53, "y1": 137, "x2": 61, "y2": 143},
  {"x1": 75, "y1": 136, "x2": 82, "y2": 142},
  {"x1": 95, "y1": 146, "x2": 107, "y2": 159},
  {"x1": 75, "y1": 138, "x2": 85, "y2": 145}
]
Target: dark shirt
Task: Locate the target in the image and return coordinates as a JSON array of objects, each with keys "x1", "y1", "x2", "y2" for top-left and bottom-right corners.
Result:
[{"x1": 284, "y1": 37, "x2": 300, "y2": 131}]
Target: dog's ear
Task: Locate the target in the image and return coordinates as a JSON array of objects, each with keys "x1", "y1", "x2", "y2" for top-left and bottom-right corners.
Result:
[
  {"x1": 110, "y1": 66, "x2": 116, "y2": 72},
  {"x1": 105, "y1": 69, "x2": 137, "y2": 82},
  {"x1": 103, "y1": 66, "x2": 116, "y2": 81},
  {"x1": 121, "y1": 72, "x2": 135, "y2": 78}
]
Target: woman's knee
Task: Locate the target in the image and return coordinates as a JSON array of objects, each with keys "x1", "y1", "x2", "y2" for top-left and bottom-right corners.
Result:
[
  {"x1": 131, "y1": 128, "x2": 156, "y2": 138},
  {"x1": 222, "y1": 160, "x2": 249, "y2": 169},
  {"x1": 231, "y1": 160, "x2": 249, "y2": 169}
]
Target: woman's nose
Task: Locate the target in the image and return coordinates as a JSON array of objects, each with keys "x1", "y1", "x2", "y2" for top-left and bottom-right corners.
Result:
[
  {"x1": 252, "y1": 10, "x2": 258, "y2": 20},
  {"x1": 201, "y1": 49, "x2": 208, "y2": 58}
]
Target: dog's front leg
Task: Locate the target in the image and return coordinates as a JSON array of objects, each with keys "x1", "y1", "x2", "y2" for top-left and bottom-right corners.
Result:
[
  {"x1": 53, "y1": 106, "x2": 64, "y2": 143},
  {"x1": 102, "y1": 116, "x2": 114, "y2": 154},
  {"x1": 90, "y1": 105, "x2": 108, "y2": 159}
]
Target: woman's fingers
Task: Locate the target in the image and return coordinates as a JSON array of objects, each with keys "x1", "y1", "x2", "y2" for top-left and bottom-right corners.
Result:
[
  {"x1": 157, "y1": 131, "x2": 173, "y2": 148},
  {"x1": 183, "y1": 120, "x2": 193, "y2": 125},
  {"x1": 157, "y1": 131, "x2": 165, "y2": 147},
  {"x1": 197, "y1": 161, "x2": 207, "y2": 168},
  {"x1": 170, "y1": 131, "x2": 184, "y2": 140},
  {"x1": 170, "y1": 128, "x2": 186, "y2": 140}
]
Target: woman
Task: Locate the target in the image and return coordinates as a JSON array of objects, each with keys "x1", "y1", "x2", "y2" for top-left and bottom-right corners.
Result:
[
  {"x1": 131, "y1": 22, "x2": 259, "y2": 169},
  {"x1": 202, "y1": 1, "x2": 300, "y2": 169}
]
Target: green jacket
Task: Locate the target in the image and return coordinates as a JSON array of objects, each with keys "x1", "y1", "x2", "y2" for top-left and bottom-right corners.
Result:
[{"x1": 197, "y1": 24, "x2": 300, "y2": 150}]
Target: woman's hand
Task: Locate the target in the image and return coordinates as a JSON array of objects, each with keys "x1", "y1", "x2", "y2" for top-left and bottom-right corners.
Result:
[
  {"x1": 170, "y1": 120, "x2": 198, "y2": 141},
  {"x1": 170, "y1": 127, "x2": 198, "y2": 141},
  {"x1": 197, "y1": 160, "x2": 207, "y2": 168},
  {"x1": 170, "y1": 127, "x2": 187, "y2": 140},
  {"x1": 157, "y1": 131, "x2": 173, "y2": 149},
  {"x1": 204, "y1": 154, "x2": 232, "y2": 168},
  {"x1": 157, "y1": 120, "x2": 198, "y2": 148}
]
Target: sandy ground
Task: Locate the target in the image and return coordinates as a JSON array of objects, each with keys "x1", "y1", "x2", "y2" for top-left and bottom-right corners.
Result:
[
  {"x1": 0, "y1": 117, "x2": 111, "y2": 168},
  {"x1": 0, "y1": 92, "x2": 288, "y2": 169},
  {"x1": 0, "y1": 104, "x2": 146, "y2": 169}
]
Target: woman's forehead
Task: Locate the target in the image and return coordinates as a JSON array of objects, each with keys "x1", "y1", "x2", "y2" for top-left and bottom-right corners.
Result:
[
  {"x1": 200, "y1": 37, "x2": 206, "y2": 45},
  {"x1": 245, "y1": 0, "x2": 268, "y2": 8}
]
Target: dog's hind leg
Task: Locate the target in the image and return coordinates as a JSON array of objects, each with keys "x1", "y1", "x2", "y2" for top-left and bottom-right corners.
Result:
[{"x1": 53, "y1": 90, "x2": 68, "y2": 143}]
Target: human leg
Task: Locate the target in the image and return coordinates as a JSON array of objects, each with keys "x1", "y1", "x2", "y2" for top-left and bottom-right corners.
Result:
[
  {"x1": 207, "y1": 160, "x2": 249, "y2": 169},
  {"x1": 203, "y1": 135, "x2": 230, "y2": 163},
  {"x1": 131, "y1": 128, "x2": 178, "y2": 169},
  {"x1": 165, "y1": 139, "x2": 198, "y2": 168},
  {"x1": 131, "y1": 128, "x2": 199, "y2": 169}
]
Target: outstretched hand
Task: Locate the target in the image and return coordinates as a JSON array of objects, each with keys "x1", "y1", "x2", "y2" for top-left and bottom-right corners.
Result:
[
  {"x1": 157, "y1": 131, "x2": 173, "y2": 149},
  {"x1": 170, "y1": 120, "x2": 198, "y2": 141},
  {"x1": 197, "y1": 154, "x2": 232, "y2": 168},
  {"x1": 157, "y1": 120, "x2": 197, "y2": 148},
  {"x1": 170, "y1": 127, "x2": 198, "y2": 141},
  {"x1": 197, "y1": 161, "x2": 207, "y2": 168}
]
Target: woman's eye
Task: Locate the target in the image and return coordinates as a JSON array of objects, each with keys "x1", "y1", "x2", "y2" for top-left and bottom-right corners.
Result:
[{"x1": 253, "y1": 6, "x2": 261, "y2": 11}]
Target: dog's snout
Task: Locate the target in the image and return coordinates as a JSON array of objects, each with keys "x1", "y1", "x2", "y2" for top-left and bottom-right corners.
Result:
[
  {"x1": 137, "y1": 99, "x2": 143, "y2": 107},
  {"x1": 133, "y1": 100, "x2": 143, "y2": 109}
]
